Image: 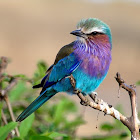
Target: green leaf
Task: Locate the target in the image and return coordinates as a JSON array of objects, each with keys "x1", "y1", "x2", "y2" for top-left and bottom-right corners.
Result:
[
  {"x1": 14, "y1": 74, "x2": 29, "y2": 81},
  {"x1": 53, "y1": 98, "x2": 77, "y2": 126},
  {"x1": 37, "y1": 61, "x2": 47, "y2": 74},
  {"x1": 30, "y1": 135, "x2": 53, "y2": 140},
  {"x1": 34, "y1": 61, "x2": 47, "y2": 78},
  {"x1": 32, "y1": 61, "x2": 48, "y2": 85},
  {"x1": 63, "y1": 136, "x2": 72, "y2": 140},
  {"x1": 0, "y1": 122, "x2": 17, "y2": 140},
  {"x1": 9, "y1": 81, "x2": 27, "y2": 102},
  {"x1": 120, "y1": 132, "x2": 128, "y2": 138},
  {"x1": 100, "y1": 123, "x2": 114, "y2": 131},
  {"x1": 12, "y1": 138, "x2": 22, "y2": 140},
  {"x1": 3, "y1": 76, "x2": 11, "y2": 82},
  {"x1": 0, "y1": 102, "x2": 3, "y2": 121},
  {"x1": 19, "y1": 113, "x2": 35, "y2": 138},
  {"x1": 64, "y1": 116, "x2": 85, "y2": 129},
  {"x1": 44, "y1": 131, "x2": 67, "y2": 138},
  {"x1": 136, "y1": 80, "x2": 140, "y2": 85},
  {"x1": 53, "y1": 100, "x2": 66, "y2": 125}
]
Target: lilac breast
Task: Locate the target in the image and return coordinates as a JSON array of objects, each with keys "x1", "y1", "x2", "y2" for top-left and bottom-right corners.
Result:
[{"x1": 73, "y1": 40, "x2": 112, "y2": 79}]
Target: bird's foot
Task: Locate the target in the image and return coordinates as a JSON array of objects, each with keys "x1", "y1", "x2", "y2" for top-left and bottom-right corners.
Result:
[
  {"x1": 89, "y1": 92, "x2": 113, "y2": 108},
  {"x1": 68, "y1": 74, "x2": 76, "y2": 88},
  {"x1": 74, "y1": 89, "x2": 81, "y2": 94},
  {"x1": 89, "y1": 92, "x2": 98, "y2": 103},
  {"x1": 80, "y1": 96, "x2": 90, "y2": 106}
]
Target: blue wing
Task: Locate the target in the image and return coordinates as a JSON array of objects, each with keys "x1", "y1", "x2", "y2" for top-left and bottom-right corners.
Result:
[
  {"x1": 43, "y1": 53, "x2": 82, "y2": 90},
  {"x1": 16, "y1": 42, "x2": 83, "y2": 122}
]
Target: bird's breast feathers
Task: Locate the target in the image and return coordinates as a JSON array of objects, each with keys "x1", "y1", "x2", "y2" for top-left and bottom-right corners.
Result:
[{"x1": 73, "y1": 40, "x2": 112, "y2": 79}]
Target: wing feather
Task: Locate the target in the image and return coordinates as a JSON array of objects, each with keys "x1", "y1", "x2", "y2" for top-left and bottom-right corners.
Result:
[{"x1": 36, "y1": 42, "x2": 81, "y2": 93}]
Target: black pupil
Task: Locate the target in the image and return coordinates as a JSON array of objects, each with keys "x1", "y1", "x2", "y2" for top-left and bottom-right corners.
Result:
[{"x1": 91, "y1": 31, "x2": 98, "y2": 35}]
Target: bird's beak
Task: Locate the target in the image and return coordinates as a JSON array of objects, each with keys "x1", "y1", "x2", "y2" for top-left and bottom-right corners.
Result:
[{"x1": 70, "y1": 30, "x2": 86, "y2": 38}]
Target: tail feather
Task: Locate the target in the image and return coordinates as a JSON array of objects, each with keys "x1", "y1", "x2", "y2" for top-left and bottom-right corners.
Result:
[{"x1": 16, "y1": 89, "x2": 55, "y2": 122}]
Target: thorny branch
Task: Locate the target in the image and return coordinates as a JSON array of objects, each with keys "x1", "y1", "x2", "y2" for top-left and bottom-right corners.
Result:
[
  {"x1": 115, "y1": 73, "x2": 140, "y2": 139},
  {"x1": 0, "y1": 57, "x2": 20, "y2": 138},
  {"x1": 69, "y1": 73, "x2": 140, "y2": 140}
]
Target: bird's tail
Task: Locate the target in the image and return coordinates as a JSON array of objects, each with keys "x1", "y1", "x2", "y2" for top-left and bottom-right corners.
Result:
[{"x1": 16, "y1": 89, "x2": 56, "y2": 122}]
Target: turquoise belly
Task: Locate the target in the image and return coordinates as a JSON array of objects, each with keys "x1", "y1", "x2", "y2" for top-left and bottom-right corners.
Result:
[{"x1": 52, "y1": 68, "x2": 107, "y2": 94}]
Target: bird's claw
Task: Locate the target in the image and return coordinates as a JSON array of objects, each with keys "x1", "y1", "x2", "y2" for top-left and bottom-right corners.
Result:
[
  {"x1": 80, "y1": 100, "x2": 88, "y2": 106},
  {"x1": 74, "y1": 89, "x2": 81, "y2": 94},
  {"x1": 89, "y1": 92, "x2": 98, "y2": 103},
  {"x1": 80, "y1": 96, "x2": 90, "y2": 106}
]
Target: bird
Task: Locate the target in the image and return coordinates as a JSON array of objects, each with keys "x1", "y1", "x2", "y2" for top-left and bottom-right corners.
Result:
[{"x1": 16, "y1": 18, "x2": 112, "y2": 122}]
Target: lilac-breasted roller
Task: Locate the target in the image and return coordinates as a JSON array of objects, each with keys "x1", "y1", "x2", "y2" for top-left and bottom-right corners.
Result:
[{"x1": 16, "y1": 18, "x2": 112, "y2": 122}]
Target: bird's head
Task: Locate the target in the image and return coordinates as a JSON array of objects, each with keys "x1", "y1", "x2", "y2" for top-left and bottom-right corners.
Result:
[{"x1": 71, "y1": 18, "x2": 112, "y2": 47}]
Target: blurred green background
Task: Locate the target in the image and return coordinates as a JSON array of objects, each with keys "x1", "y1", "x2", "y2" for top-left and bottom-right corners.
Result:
[{"x1": 0, "y1": 0, "x2": 140, "y2": 139}]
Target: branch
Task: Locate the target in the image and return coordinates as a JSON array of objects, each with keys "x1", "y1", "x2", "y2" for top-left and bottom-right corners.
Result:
[
  {"x1": 0, "y1": 56, "x2": 20, "y2": 137},
  {"x1": 69, "y1": 73, "x2": 140, "y2": 140},
  {"x1": 0, "y1": 79, "x2": 17, "y2": 98},
  {"x1": 1, "y1": 109, "x2": 8, "y2": 125},
  {"x1": 0, "y1": 56, "x2": 8, "y2": 76},
  {"x1": 0, "y1": 79, "x2": 20, "y2": 137},
  {"x1": 4, "y1": 95, "x2": 20, "y2": 137},
  {"x1": 0, "y1": 57, "x2": 9, "y2": 91},
  {"x1": 115, "y1": 72, "x2": 140, "y2": 139}
]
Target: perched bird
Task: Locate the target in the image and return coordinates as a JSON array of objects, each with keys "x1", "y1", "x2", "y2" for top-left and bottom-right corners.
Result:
[{"x1": 16, "y1": 18, "x2": 112, "y2": 122}]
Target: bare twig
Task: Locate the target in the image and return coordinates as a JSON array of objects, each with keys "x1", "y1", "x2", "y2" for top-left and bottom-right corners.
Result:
[
  {"x1": 0, "y1": 57, "x2": 20, "y2": 138},
  {"x1": 0, "y1": 56, "x2": 8, "y2": 76},
  {"x1": 0, "y1": 57, "x2": 9, "y2": 91},
  {"x1": 4, "y1": 95, "x2": 20, "y2": 137},
  {"x1": 1, "y1": 109, "x2": 8, "y2": 125},
  {"x1": 0, "y1": 78, "x2": 17, "y2": 97},
  {"x1": 69, "y1": 73, "x2": 140, "y2": 140},
  {"x1": 0, "y1": 79, "x2": 19, "y2": 137}
]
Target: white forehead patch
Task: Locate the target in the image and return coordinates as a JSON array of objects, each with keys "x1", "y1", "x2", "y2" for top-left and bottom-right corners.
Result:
[{"x1": 82, "y1": 27, "x2": 104, "y2": 34}]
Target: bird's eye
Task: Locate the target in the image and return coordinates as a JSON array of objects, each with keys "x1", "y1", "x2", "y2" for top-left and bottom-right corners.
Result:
[{"x1": 91, "y1": 31, "x2": 98, "y2": 35}]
